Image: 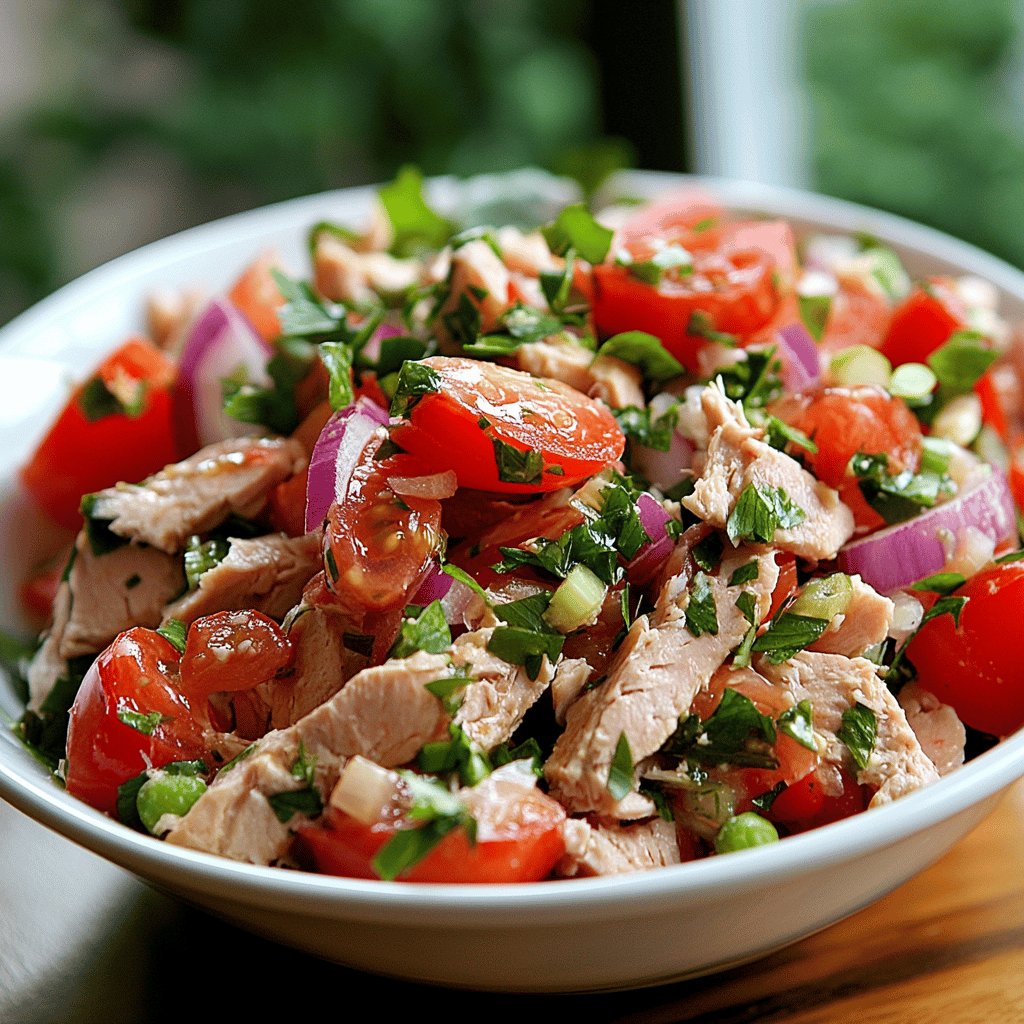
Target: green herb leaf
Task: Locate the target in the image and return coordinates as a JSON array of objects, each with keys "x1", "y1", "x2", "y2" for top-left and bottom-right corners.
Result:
[
  {"x1": 751, "y1": 780, "x2": 787, "y2": 812},
  {"x1": 662, "y1": 688, "x2": 777, "y2": 770},
  {"x1": 486, "y1": 626, "x2": 564, "y2": 680},
  {"x1": 418, "y1": 722, "x2": 491, "y2": 787},
  {"x1": 685, "y1": 571, "x2": 719, "y2": 637},
  {"x1": 390, "y1": 601, "x2": 452, "y2": 659},
  {"x1": 378, "y1": 165, "x2": 453, "y2": 257},
  {"x1": 390, "y1": 359, "x2": 442, "y2": 418},
  {"x1": 712, "y1": 347, "x2": 783, "y2": 410},
  {"x1": 267, "y1": 787, "x2": 324, "y2": 824},
  {"x1": 765, "y1": 415, "x2": 818, "y2": 455},
  {"x1": 624, "y1": 244, "x2": 693, "y2": 286},
  {"x1": 491, "y1": 438, "x2": 544, "y2": 485},
  {"x1": 750, "y1": 612, "x2": 829, "y2": 664},
  {"x1": 726, "y1": 484, "x2": 806, "y2": 545},
  {"x1": 493, "y1": 591, "x2": 555, "y2": 633},
  {"x1": 927, "y1": 331, "x2": 998, "y2": 399},
  {"x1": 464, "y1": 302, "x2": 563, "y2": 359},
  {"x1": 735, "y1": 590, "x2": 758, "y2": 626},
  {"x1": 319, "y1": 341, "x2": 355, "y2": 410},
  {"x1": 440, "y1": 563, "x2": 489, "y2": 601},
  {"x1": 79, "y1": 375, "x2": 146, "y2": 422},
  {"x1": 157, "y1": 619, "x2": 188, "y2": 654},
  {"x1": 613, "y1": 404, "x2": 679, "y2": 452},
  {"x1": 542, "y1": 204, "x2": 613, "y2": 264},
  {"x1": 491, "y1": 737, "x2": 545, "y2": 777},
  {"x1": 688, "y1": 311, "x2": 738, "y2": 346},
  {"x1": 837, "y1": 702, "x2": 877, "y2": 770},
  {"x1": 607, "y1": 732, "x2": 634, "y2": 800},
  {"x1": 851, "y1": 451, "x2": 954, "y2": 525},
  {"x1": 728, "y1": 560, "x2": 759, "y2": 587},
  {"x1": 778, "y1": 700, "x2": 816, "y2": 751},
  {"x1": 539, "y1": 252, "x2": 575, "y2": 314},
  {"x1": 117, "y1": 708, "x2": 166, "y2": 736},
  {"x1": 597, "y1": 331, "x2": 684, "y2": 383},
  {"x1": 692, "y1": 533, "x2": 724, "y2": 573},
  {"x1": 798, "y1": 293, "x2": 832, "y2": 342},
  {"x1": 79, "y1": 494, "x2": 128, "y2": 557}
]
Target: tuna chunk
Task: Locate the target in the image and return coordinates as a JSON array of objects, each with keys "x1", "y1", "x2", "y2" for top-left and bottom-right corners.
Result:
[
  {"x1": 165, "y1": 650, "x2": 452, "y2": 863},
  {"x1": 451, "y1": 627, "x2": 556, "y2": 750},
  {"x1": 87, "y1": 436, "x2": 306, "y2": 553},
  {"x1": 808, "y1": 575, "x2": 894, "y2": 658},
  {"x1": 557, "y1": 817, "x2": 681, "y2": 877},
  {"x1": 898, "y1": 682, "x2": 966, "y2": 776},
  {"x1": 313, "y1": 234, "x2": 420, "y2": 304},
  {"x1": 27, "y1": 536, "x2": 184, "y2": 709},
  {"x1": 545, "y1": 548, "x2": 779, "y2": 818},
  {"x1": 515, "y1": 337, "x2": 645, "y2": 410},
  {"x1": 161, "y1": 532, "x2": 321, "y2": 625},
  {"x1": 758, "y1": 651, "x2": 939, "y2": 805},
  {"x1": 434, "y1": 239, "x2": 512, "y2": 353},
  {"x1": 683, "y1": 387, "x2": 854, "y2": 560}
]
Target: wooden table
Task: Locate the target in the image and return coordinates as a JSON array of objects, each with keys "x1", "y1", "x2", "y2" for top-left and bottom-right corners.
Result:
[{"x1": 3, "y1": 782, "x2": 1024, "y2": 1023}]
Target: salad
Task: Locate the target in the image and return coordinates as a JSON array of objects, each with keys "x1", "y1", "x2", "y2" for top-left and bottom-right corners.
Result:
[{"x1": 12, "y1": 169, "x2": 1024, "y2": 883}]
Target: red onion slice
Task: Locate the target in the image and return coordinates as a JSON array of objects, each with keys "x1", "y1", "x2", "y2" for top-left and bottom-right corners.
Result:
[
  {"x1": 837, "y1": 468, "x2": 1017, "y2": 594},
  {"x1": 304, "y1": 397, "x2": 389, "y2": 532},
  {"x1": 410, "y1": 562, "x2": 455, "y2": 605},
  {"x1": 626, "y1": 492, "x2": 676, "y2": 585},
  {"x1": 178, "y1": 298, "x2": 272, "y2": 445},
  {"x1": 390, "y1": 470, "x2": 458, "y2": 500},
  {"x1": 360, "y1": 322, "x2": 403, "y2": 365},
  {"x1": 775, "y1": 322, "x2": 821, "y2": 394},
  {"x1": 633, "y1": 432, "x2": 694, "y2": 494}
]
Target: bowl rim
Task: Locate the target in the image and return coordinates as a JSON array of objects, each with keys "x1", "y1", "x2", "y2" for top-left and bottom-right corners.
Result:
[{"x1": 3, "y1": 170, "x2": 1024, "y2": 924}]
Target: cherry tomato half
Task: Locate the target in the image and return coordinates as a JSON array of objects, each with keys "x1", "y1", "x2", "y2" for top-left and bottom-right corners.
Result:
[
  {"x1": 65, "y1": 628, "x2": 206, "y2": 816},
  {"x1": 881, "y1": 279, "x2": 967, "y2": 367},
  {"x1": 391, "y1": 357, "x2": 624, "y2": 493},
  {"x1": 908, "y1": 562, "x2": 1024, "y2": 736}
]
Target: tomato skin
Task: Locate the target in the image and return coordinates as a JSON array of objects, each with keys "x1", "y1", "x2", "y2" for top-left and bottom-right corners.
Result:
[
  {"x1": 228, "y1": 253, "x2": 285, "y2": 342},
  {"x1": 21, "y1": 338, "x2": 181, "y2": 530},
  {"x1": 299, "y1": 784, "x2": 567, "y2": 883},
  {"x1": 788, "y1": 385, "x2": 923, "y2": 531},
  {"x1": 324, "y1": 439, "x2": 443, "y2": 612},
  {"x1": 881, "y1": 280, "x2": 966, "y2": 367},
  {"x1": 392, "y1": 357, "x2": 624, "y2": 493},
  {"x1": 614, "y1": 188, "x2": 726, "y2": 254},
  {"x1": 65, "y1": 628, "x2": 206, "y2": 816},
  {"x1": 592, "y1": 247, "x2": 779, "y2": 373},
  {"x1": 768, "y1": 770, "x2": 867, "y2": 831},
  {"x1": 908, "y1": 563, "x2": 1024, "y2": 736},
  {"x1": 180, "y1": 610, "x2": 293, "y2": 699},
  {"x1": 768, "y1": 552, "x2": 798, "y2": 621}
]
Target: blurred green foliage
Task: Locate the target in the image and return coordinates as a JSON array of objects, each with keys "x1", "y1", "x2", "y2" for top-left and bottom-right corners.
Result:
[
  {"x1": 0, "y1": 0, "x2": 618, "y2": 324},
  {"x1": 803, "y1": 0, "x2": 1024, "y2": 266}
]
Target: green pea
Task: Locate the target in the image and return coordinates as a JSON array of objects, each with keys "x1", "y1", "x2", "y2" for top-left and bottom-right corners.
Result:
[
  {"x1": 714, "y1": 812, "x2": 779, "y2": 854},
  {"x1": 136, "y1": 773, "x2": 207, "y2": 835}
]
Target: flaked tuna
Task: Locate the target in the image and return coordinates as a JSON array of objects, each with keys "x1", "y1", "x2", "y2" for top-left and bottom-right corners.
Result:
[
  {"x1": 809, "y1": 575, "x2": 894, "y2": 658},
  {"x1": 557, "y1": 817, "x2": 681, "y2": 877}
]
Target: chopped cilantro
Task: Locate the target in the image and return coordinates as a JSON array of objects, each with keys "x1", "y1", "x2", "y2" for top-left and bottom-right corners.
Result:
[
  {"x1": 319, "y1": 341, "x2": 355, "y2": 410},
  {"x1": 222, "y1": 334, "x2": 315, "y2": 435},
  {"x1": 726, "y1": 484, "x2": 806, "y2": 545},
  {"x1": 378, "y1": 165, "x2": 453, "y2": 257},
  {"x1": 493, "y1": 591, "x2": 555, "y2": 633},
  {"x1": 851, "y1": 451, "x2": 954, "y2": 525},
  {"x1": 157, "y1": 619, "x2": 188, "y2": 654},
  {"x1": 117, "y1": 709, "x2": 166, "y2": 736},
  {"x1": 464, "y1": 302, "x2": 563, "y2": 358},
  {"x1": 613, "y1": 403, "x2": 679, "y2": 452},
  {"x1": 597, "y1": 331, "x2": 684, "y2": 383},
  {"x1": 778, "y1": 700, "x2": 816, "y2": 751},
  {"x1": 662, "y1": 688, "x2": 778, "y2": 770},
  {"x1": 765, "y1": 415, "x2": 818, "y2": 455},
  {"x1": 728, "y1": 560, "x2": 759, "y2": 587},
  {"x1": 735, "y1": 590, "x2": 758, "y2": 626},
  {"x1": 837, "y1": 702, "x2": 877, "y2": 770},
  {"x1": 712, "y1": 347, "x2": 783, "y2": 411},
  {"x1": 487, "y1": 626, "x2": 564, "y2": 681},
  {"x1": 692, "y1": 533, "x2": 724, "y2": 573}
]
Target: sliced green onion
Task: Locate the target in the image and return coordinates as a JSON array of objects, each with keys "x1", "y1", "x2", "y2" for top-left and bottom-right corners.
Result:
[
  {"x1": 830, "y1": 345, "x2": 892, "y2": 388},
  {"x1": 860, "y1": 246, "x2": 911, "y2": 302},
  {"x1": 920, "y1": 435, "x2": 955, "y2": 476},
  {"x1": 788, "y1": 572, "x2": 852, "y2": 621},
  {"x1": 543, "y1": 564, "x2": 607, "y2": 634},
  {"x1": 136, "y1": 773, "x2": 207, "y2": 835},
  {"x1": 888, "y1": 362, "x2": 937, "y2": 403},
  {"x1": 973, "y1": 424, "x2": 1010, "y2": 474}
]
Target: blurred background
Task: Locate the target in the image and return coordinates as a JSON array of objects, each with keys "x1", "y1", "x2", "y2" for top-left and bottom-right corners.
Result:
[{"x1": 2, "y1": 0, "x2": 1023, "y2": 327}]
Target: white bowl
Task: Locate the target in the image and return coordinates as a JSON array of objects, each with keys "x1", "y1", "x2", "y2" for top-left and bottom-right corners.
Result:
[{"x1": 2, "y1": 172, "x2": 1024, "y2": 993}]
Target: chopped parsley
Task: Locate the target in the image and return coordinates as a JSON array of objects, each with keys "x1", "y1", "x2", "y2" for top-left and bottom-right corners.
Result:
[
  {"x1": 319, "y1": 341, "x2": 355, "y2": 410},
  {"x1": 684, "y1": 571, "x2": 719, "y2": 637},
  {"x1": 662, "y1": 688, "x2": 778, "y2": 770},
  {"x1": 607, "y1": 732, "x2": 635, "y2": 800},
  {"x1": 735, "y1": 590, "x2": 758, "y2": 626},
  {"x1": 764, "y1": 415, "x2": 818, "y2": 455},
  {"x1": 116, "y1": 709, "x2": 166, "y2": 736},
  {"x1": 16, "y1": 653, "x2": 93, "y2": 770},
  {"x1": 837, "y1": 702, "x2": 877, "y2": 770},
  {"x1": 622, "y1": 244, "x2": 693, "y2": 286},
  {"x1": 688, "y1": 310, "x2": 738, "y2": 346},
  {"x1": 267, "y1": 742, "x2": 323, "y2": 824},
  {"x1": 390, "y1": 601, "x2": 452, "y2": 659},
  {"x1": 487, "y1": 626, "x2": 564, "y2": 681},
  {"x1": 491, "y1": 438, "x2": 544, "y2": 485},
  {"x1": 712, "y1": 347, "x2": 783, "y2": 411},
  {"x1": 390, "y1": 359, "x2": 442, "y2": 418},
  {"x1": 79, "y1": 375, "x2": 146, "y2": 422},
  {"x1": 613, "y1": 403, "x2": 679, "y2": 452},
  {"x1": 750, "y1": 612, "x2": 829, "y2": 664},
  {"x1": 851, "y1": 451, "x2": 954, "y2": 525},
  {"x1": 728, "y1": 560, "x2": 760, "y2": 587},
  {"x1": 597, "y1": 331, "x2": 684, "y2": 383},
  {"x1": 927, "y1": 331, "x2": 999, "y2": 400},
  {"x1": 464, "y1": 302, "x2": 563, "y2": 358},
  {"x1": 491, "y1": 737, "x2": 545, "y2": 778},
  {"x1": 726, "y1": 484, "x2": 806, "y2": 545},
  {"x1": 542, "y1": 204, "x2": 614, "y2": 264},
  {"x1": 778, "y1": 700, "x2": 816, "y2": 751},
  {"x1": 692, "y1": 533, "x2": 724, "y2": 573},
  {"x1": 910, "y1": 571, "x2": 966, "y2": 596},
  {"x1": 378, "y1": 165, "x2": 454, "y2": 257},
  {"x1": 79, "y1": 494, "x2": 127, "y2": 557},
  {"x1": 157, "y1": 619, "x2": 188, "y2": 654}
]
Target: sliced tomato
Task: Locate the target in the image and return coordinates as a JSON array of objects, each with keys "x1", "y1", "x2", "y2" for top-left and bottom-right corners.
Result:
[
  {"x1": 614, "y1": 188, "x2": 726, "y2": 254},
  {"x1": 768, "y1": 769, "x2": 867, "y2": 832},
  {"x1": 391, "y1": 357, "x2": 624, "y2": 493},
  {"x1": 299, "y1": 775, "x2": 566, "y2": 883},
  {"x1": 228, "y1": 253, "x2": 285, "y2": 342},
  {"x1": 881, "y1": 279, "x2": 967, "y2": 367},
  {"x1": 976, "y1": 370, "x2": 1010, "y2": 442},
  {"x1": 908, "y1": 562, "x2": 1024, "y2": 736},
  {"x1": 65, "y1": 628, "x2": 206, "y2": 816},
  {"x1": 592, "y1": 247, "x2": 779, "y2": 373},
  {"x1": 786, "y1": 385, "x2": 923, "y2": 531},
  {"x1": 20, "y1": 560, "x2": 64, "y2": 625},
  {"x1": 324, "y1": 439, "x2": 444, "y2": 612},
  {"x1": 180, "y1": 610, "x2": 293, "y2": 699},
  {"x1": 820, "y1": 275, "x2": 893, "y2": 354},
  {"x1": 768, "y1": 552, "x2": 798, "y2": 621},
  {"x1": 21, "y1": 338, "x2": 181, "y2": 530}
]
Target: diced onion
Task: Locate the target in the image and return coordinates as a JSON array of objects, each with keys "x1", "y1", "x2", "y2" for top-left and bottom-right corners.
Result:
[
  {"x1": 178, "y1": 298, "x2": 272, "y2": 445},
  {"x1": 775, "y1": 323, "x2": 821, "y2": 394},
  {"x1": 931, "y1": 394, "x2": 982, "y2": 447},
  {"x1": 837, "y1": 467, "x2": 1016, "y2": 594},
  {"x1": 330, "y1": 756, "x2": 400, "y2": 825},
  {"x1": 390, "y1": 470, "x2": 458, "y2": 500},
  {"x1": 304, "y1": 397, "x2": 389, "y2": 532}
]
